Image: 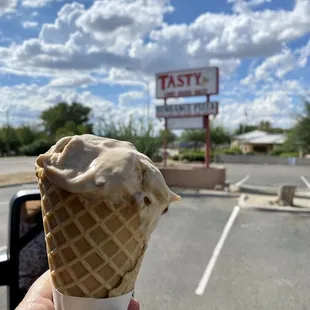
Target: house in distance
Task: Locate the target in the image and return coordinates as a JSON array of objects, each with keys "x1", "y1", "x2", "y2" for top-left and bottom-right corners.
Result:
[{"x1": 231, "y1": 130, "x2": 286, "y2": 154}]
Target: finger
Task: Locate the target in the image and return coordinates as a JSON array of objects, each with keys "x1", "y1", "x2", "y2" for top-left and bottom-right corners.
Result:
[
  {"x1": 128, "y1": 298, "x2": 140, "y2": 310},
  {"x1": 16, "y1": 270, "x2": 54, "y2": 310},
  {"x1": 27, "y1": 270, "x2": 53, "y2": 300}
]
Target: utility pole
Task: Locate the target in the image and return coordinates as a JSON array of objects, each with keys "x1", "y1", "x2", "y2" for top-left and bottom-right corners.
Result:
[
  {"x1": 243, "y1": 107, "x2": 248, "y2": 134},
  {"x1": 146, "y1": 82, "x2": 150, "y2": 122},
  {"x1": 5, "y1": 109, "x2": 10, "y2": 155},
  {"x1": 125, "y1": 66, "x2": 150, "y2": 123}
]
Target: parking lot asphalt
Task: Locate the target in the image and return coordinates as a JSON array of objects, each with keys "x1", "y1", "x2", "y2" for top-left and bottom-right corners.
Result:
[
  {"x1": 203, "y1": 210, "x2": 310, "y2": 310},
  {"x1": 225, "y1": 163, "x2": 310, "y2": 188},
  {"x1": 134, "y1": 197, "x2": 310, "y2": 310},
  {"x1": 1, "y1": 163, "x2": 310, "y2": 309}
]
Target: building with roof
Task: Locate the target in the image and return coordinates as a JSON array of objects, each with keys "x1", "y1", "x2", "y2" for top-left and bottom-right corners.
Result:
[{"x1": 231, "y1": 130, "x2": 286, "y2": 154}]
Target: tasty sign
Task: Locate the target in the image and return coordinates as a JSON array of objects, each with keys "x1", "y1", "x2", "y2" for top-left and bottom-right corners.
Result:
[{"x1": 155, "y1": 67, "x2": 219, "y2": 99}]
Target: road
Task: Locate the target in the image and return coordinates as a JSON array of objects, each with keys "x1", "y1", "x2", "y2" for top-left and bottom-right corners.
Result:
[
  {"x1": 224, "y1": 163, "x2": 310, "y2": 188},
  {"x1": 0, "y1": 157, "x2": 36, "y2": 174}
]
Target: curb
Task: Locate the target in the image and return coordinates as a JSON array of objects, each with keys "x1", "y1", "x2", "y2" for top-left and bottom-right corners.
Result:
[
  {"x1": 241, "y1": 205, "x2": 310, "y2": 213},
  {"x1": 0, "y1": 181, "x2": 37, "y2": 189},
  {"x1": 238, "y1": 184, "x2": 310, "y2": 199},
  {"x1": 171, "y1": 188, "x2": 240, "y2": 199},
  {"x1": 238, "y1": 194, "x2": 310, "y2": 213}
]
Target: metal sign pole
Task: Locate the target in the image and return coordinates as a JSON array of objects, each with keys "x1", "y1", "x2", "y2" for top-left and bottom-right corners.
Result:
[
  {"x1": 205, "y1": 95, "x2": 211, "y2": 168},
  {"x1": 163, "y1": 97, "x2": 168, "y2": 167}
]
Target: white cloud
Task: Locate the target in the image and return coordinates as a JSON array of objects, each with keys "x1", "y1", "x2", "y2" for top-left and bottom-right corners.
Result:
[
  {"x1": 242, "y1": 37, "x2": 310, "y2": 86},
  {"x1": 48, "y1": 75, "x2": 97, "y2": 88},
  {"x1": 0, "y1": 81, "x2": 151, "y2": 130},
  {"x1": 22, "y1": 0, "x2": 55, "y2": 8},
  {"x1": 22, "y1": 21, "x2": 38, "y2": 28},
  {"x1": 219, "y1": 90, "x2": 297, "y2": 130},
  {"x1": 298, "y1": 39, "x2": 310, "y2": 67},
  {"x1": 0, "y1": 0, "x2": 17, "y2": 15},
  {"x1": 228, "y1": 0, "x2": 272, "y2": 13},
  {"x1": 118, "y1": 91, "x2": 144, "y2": 107},
  {"x1": 242, "y1": 48, "x2": 297, "y2": 85},
  {"x1": 0, "y1": 0, "x2": 309, "y2": 130},
  {"x1": 75, "y1": 0, "x2": 173, "y2": 54},
  {"x1": 0, "y1": 0, "x2": 308, "y2": 81},
  {"x1": 0, "y1": 83, "x2": 111, "y2": 125},
  {"x1": 39, "y1": 2, "x2": 85, "y2": 44}
]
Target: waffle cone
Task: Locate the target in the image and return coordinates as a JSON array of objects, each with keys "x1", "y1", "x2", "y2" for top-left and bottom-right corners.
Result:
[{"x1": 36, "y1": 167, "x2": 147, "y2": 298}]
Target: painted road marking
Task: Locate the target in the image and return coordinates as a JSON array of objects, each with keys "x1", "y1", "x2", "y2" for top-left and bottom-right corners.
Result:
[
  {"x1": 195, "y1": 206, "x2": 240, "y2": 296},
  {"x1": 301, "y1": 176, "x2": 310, "y2": 189},
  {"x1": 235, "y1": 175, "x2": 250, "y2": 187}
]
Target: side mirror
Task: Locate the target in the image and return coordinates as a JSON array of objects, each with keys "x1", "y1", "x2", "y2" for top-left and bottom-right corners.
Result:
[{"x1": 3, "y1": 189, "x2": 48, "y2": 310}]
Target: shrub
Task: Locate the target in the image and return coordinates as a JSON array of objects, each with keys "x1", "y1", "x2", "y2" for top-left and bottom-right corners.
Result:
[
  {"x1": 98, "y1": 116, "x2": 161, "y2": 161},
  {"x1": 270, "y1": 148, "x2": 284, "y2": 156},
  {"x1": 152, "y1": 154, "x2": 163, "y2": 163},
  {"x1": 172, "y1": 155, "x2": 179, "y2": 161},
  {"x1": 19, "y1": 139, "x2": 52, "y2": 156},
  {"x1": 279, "y1": 152, "x2": 299, "y2": 158},
  {"x1": 180, "y1": 151, "x2": 205, "y2": 162},
  {"x1": 219, "y1": 147, "x2": 243, "y2": 155}
]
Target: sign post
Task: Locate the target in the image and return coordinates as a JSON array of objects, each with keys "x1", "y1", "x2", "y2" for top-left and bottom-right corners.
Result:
[
  {"x1": 205, "y1": 95, "x2": 211, "y2": 168},
  {"x1": 163, "y1": 98, "x2": 168, "y2": 167},
  {"x1": 155, "y1": 67, "x2": 219, "y2": 168}
]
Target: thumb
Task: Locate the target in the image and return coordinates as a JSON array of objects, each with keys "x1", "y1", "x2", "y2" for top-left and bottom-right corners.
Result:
[{"x1": 128, "y1": 298, "x2": 140, "y2": 310}]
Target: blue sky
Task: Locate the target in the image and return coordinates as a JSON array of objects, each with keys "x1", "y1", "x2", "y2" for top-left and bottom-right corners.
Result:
[{"x1": 0, "y1": 0, "x2": 309, "y2": 131}]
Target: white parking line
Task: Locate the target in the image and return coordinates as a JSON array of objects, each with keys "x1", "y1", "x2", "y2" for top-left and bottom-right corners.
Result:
[
  {"x1": 235, "y1": 175, "x2": 250, "y2": 187},
  {"x1": 195, "y1": 206, "x2": 240, "y2": 296},
  {"x1": 301, "y1": 176, "x2": 310, "y2": 189}
]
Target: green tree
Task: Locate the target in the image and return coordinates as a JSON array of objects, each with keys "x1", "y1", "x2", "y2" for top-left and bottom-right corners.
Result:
[
  {"x1": 159, "y1": 129, "x2": 177, "y2": 146},
  {"x1": 180, "y1": 129, "x2": 205, "y2": 150},
  {"x1": 180, "y1": 126, "x2": 231, "y2": 150},
  {"x1": 258, "y1": 120, "x2": 285, "y2": 134},
  {"x1": 234, "y1": 124, "x2": 257, "y2": 135},
  {"x1": 16, "y1": 125, "x2": 37, "y2": 146},
  {"x1": 211, "y1": 126, "x2": 231, "y2": 145},
  {"x1": 235, "y1": 121, "x2": 285, "y2": 135},
  {"x1": 258, "y1": 120, "x2": 271, "y2": 131},
  {"x1": 97, "y1": 116, "x2": 161, "y2": 160},
  {"x1": 0, "y1": 126, "x2": 21, "y2": 155},
  {"x1": 285, "y1": 100, "x2": 310, "y2": 155},
  {"x1": 41, "y1": 102, "x2": 92, "y2": 137}
]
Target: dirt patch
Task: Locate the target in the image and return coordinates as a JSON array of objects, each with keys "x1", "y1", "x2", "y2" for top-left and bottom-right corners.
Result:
[
  {"x1": 241, "y1": 194, "x2": 310, "y2": 209},
  {"x1": 0, "y1": 172, "x2": 37, "y2": 186}
]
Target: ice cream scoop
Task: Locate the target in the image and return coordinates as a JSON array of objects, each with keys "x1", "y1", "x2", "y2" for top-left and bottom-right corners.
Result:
[{"x1": 35, "y1": 134, "x2": 180, "y2": 309}]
